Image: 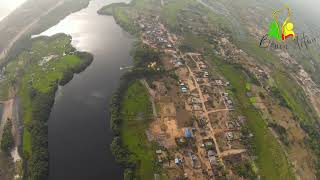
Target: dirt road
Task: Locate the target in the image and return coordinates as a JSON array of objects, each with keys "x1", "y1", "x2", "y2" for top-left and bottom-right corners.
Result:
[
  {"x1": 141, "y1": 79, "x2": 158, "y2": 118},
  {"x1": 185, "y1": 64, "x2": 224, "y2": 163},
  {"x1": 221, "y1": 149, "x2": 246, "y2": 157}
]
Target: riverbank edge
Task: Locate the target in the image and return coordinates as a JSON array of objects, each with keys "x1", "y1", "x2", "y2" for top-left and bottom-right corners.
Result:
[
  {"x1": 18, "y1": 34, "x2": 94, "y2": 180},
  {"x1": 98, "y1": 1, "x2": 158, "y2": 179},
  {"x1": 0, "y1": 0, "x2": 93, "y2": 65},
  {"x1": 100, "y1": 1, "x2": 301, "y2": 179}
]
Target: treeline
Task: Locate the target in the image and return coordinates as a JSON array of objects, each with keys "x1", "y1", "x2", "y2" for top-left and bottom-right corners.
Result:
[
  {"x1": 268, "y1": 123, "x2": 289, "y2": 146},
  {"x1": 23, "y1": 51, "x2": 93, "y2": 180},
  {"x1": 109, "y1": 44, "x2": 162, "y2": 179},
  {"x1": 98, "y1": 2, "x2": 139, "y2": 35},
  {"x1": 300, "y1": 121, "x2": 320, "y2": 178},
  {"x1": 270, "y1": 87, "x2": 290, "y2": 109},
  {"x1": 60, "y1": 52, "x2": 93, "y2": 85},
  {"x1": 25, "y1": 87, "x2": 56, "y2": 180},
  {"x1": 97, "y1": 3, "x2": 128, "y2": 15},
  {"x1": 1, "y1": 119, "x2": 14, "y2": 153}
]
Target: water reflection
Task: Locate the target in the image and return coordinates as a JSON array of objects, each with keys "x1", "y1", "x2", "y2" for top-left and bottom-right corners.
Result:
[
  {"x1": 35, "y1": 0, "x2": 133, "y2": 179},
  {"x1": 39, "y1": 0, "x2": 131, "y2": 52}
]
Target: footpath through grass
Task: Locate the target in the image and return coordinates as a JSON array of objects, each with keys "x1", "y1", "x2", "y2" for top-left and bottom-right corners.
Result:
[
  {"x1": 212, "y1": 59, "x2": 295, "y2": 180},
  {"x1": 120, "y1": 80, "x2": 159, "y2": 179}
]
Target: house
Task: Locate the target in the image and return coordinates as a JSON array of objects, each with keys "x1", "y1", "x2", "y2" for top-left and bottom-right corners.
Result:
[
  {"x1": 174, "y1": 61, "x2": 183, "y2": 67},
  {"x1": 181, "y1": 87, "x2": 188, "y2": 93},
  {"x1": 215, "y1": 80, "x2": 223, "y2": 86},
  {"x1": 226, "y1": 132, "x2": 234, "y2": 141},
  {"x1": 200, "y1": 64, "x2": 207, "y2": 69},
  {"x1": 207, "y1": 150, "x2": 215, "y2": 157},
  {"x1": 209, "y1": 156, "x2": 217, "y2": 165},
  {"x1": 192, "y1": 104, "x2": 202, "y2": 111},
  {"x1": 175, "y1": 157, "x2": 183, "y2": 165}
]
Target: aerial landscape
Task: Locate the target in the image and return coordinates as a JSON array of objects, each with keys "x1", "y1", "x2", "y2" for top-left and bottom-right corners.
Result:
[{"x1": 0, "y1": 0, "x2": 319, "y2": 180}]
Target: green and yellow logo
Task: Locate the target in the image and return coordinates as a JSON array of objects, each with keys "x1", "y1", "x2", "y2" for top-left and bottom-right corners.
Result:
[{"x1": 268, "y1": 5, "x2": 295, "y2": 41}]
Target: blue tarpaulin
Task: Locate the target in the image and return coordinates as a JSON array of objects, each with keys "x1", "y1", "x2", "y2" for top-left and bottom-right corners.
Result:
[{"x1": 184, "y1": 128, "x2": 192, "y2": 138}]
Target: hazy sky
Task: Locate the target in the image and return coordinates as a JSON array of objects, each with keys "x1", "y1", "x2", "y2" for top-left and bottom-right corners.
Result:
[{"x1": 0, "y1": 0, "x2": 27, "y2": 21}]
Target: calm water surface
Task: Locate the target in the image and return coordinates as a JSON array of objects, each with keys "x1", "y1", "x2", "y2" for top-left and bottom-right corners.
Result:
[{"x1": 38, "y1": 0, "x2": 133, "y2": 179}]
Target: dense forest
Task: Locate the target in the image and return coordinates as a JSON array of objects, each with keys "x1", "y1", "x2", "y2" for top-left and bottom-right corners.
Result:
[{"x1": 1, "y1": 119, "x2": 14, "y2": 153}]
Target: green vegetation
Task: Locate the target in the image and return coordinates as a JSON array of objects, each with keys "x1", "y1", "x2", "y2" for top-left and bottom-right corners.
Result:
[
  {"x1": 232, "y1": 160, "x2": 257, "y2": 180},
  {"x1": 110, "y1": 80, "x2": 162, "y2": 179},
  {"x1": 109, "y1": 43, "x2": 165, "y2": 179},
  {"x1": 249, "y1": 97, "x2": 257, "y2": 104},
  {"x1": 98, "y1": 3, "x2": 138, "y2": 34},
  {"x1": 97, "y1": 3, "x2": 128, "y2": 15},
  {"x1": 268, "y1": 123, "x2": 289, "y2": 146},
  {"x1": 246, "y1": 83, "x2": 251, "y2": 91},
  {"x1": 158, "y1": 0, "x2": 296, "y2": 177},
  {"x1": 211, "y1": 59, "x2": 295, "y2": 180},
  {"x1": 227, "y1": 12, "x2": 320, "y2": 172},
  {"x1": 121, "y1": 81, "x2": 157, "y2": 179},
  {"x1": 161, "y1": 0, "x2": 196, "y2": 30},
  {"x1": 2, "y1": 34, "x2": 94, "y2": 180},
  {"x1": 101, "y1": 0, "x2": 313, "y2": 178},
  {"x1": 229, "y1": 9, "x2": 320, "y2": 177},
  {"x1": 1, "y1": 120, "x2": 14, "y2": 153}
]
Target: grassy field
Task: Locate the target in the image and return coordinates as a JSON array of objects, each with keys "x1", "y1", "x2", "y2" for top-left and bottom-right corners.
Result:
[
  {"x1": 120, "y1": 80, "x2": 161, "y2": 179},
  {"x1": 161, "y1": 0, "x2": 196, "y2": 28},
  {"x1": 233, "y1": 26, "x2": 318, "y2": 124},
  {"x1": 211, "y1": 59, "x2": 295, "y2": 180},
  {"x1": 18, "y1": 35, "x2": 85, "y2": 156}
]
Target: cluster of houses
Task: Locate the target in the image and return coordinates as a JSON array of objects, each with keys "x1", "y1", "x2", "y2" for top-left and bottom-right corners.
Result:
[
  {"x1": 222, "y1": 92, "x2": 234, "y2": 109},
  {"x1": 135, "y1": 13, "x2": 251, "y2": 179},
  {"x1": 137, "y1": 15, "x2": 173, "y2": 49}
]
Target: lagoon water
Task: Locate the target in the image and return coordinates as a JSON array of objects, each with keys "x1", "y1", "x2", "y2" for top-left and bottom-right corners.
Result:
[{"x1": 38, "y1": 0, "x2": 133, "y2": 179}]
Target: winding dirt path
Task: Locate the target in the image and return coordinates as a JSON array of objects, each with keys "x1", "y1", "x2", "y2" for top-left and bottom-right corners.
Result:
[{"x1": 220, "y1": 149, "x2": 246, "y2": 157}]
